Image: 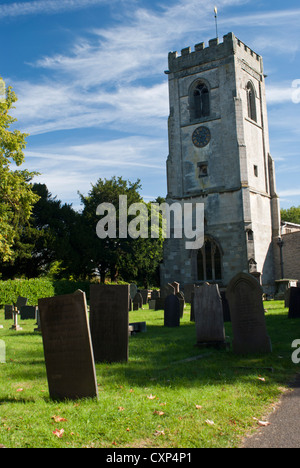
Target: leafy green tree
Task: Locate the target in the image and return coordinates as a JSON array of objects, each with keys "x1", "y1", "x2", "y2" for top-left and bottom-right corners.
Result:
[
  {"x1": 281, "y1": 206, "x2": 300, "y2": 225},
  {"x1": 0, "y1": 78, "x2": 39, "y2": 262},
  {"x1": 79, "y1": 177, "x2": 164, "y2": 285}
]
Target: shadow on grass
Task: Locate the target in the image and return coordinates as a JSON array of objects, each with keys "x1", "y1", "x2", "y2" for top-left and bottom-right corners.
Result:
[{"x1": 94, "y1": 311, "x2": 299, "y2": 390}]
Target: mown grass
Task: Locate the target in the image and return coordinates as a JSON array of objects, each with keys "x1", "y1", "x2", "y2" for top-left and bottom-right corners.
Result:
[{"x1": 0, "y1": 300, "x2": 299, "y2": 448}]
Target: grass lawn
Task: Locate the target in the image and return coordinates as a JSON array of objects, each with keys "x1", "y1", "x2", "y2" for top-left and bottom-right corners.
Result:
[{"x1": 0, "y1": 300, "x2": 299, "y2": 448}]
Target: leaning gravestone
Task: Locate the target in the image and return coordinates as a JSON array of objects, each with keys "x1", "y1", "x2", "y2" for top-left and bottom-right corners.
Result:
[
  {"x1": 194, "y1": 283, "x2": 226, "y2": 347},
  {"x1": 226, "y1": 272, "x2": 272, "y2": 354},
  {"x1": 38, "y1": 290, "x2": 98, "y2": 400},
  {"x1": 164, "y1": 294, "x2": 180, "y2": 327},
  {"x1": 288, "y1": 287, "x2": 300, "y2": 318},
  {"x1": 90, "y1": 284, "x2": 129, "y2": 363}
]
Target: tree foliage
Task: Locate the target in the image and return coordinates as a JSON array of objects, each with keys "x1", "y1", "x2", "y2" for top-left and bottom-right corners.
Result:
[
  {"x1": 0, "y1": 79, "x2": 39, "y2": 262},
  {"x1": 281, "y1": 206, "x2": 300, "y2": 225}
]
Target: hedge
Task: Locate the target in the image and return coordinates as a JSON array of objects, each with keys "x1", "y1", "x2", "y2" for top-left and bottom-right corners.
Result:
[{"x1": 0, "y1": 278, "x2": 91, "y2": 306}]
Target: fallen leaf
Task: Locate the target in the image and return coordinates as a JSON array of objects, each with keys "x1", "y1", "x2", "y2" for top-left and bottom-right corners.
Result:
[
  {"x1": 118, "y1": 406, "x2": 125, "y2": 411},
  {"x1": 147, "y1": 394, "x2": 156, "y2": 400},
  {"x1": 195, "y1": 405, "x2": 203, "y2": 409},
  {"x1": 258, "y1": 420, "x2": 270, "y2": 427},
  {"x1": 52, "y1": 415, "x2": 68, "y2": 422},
  {"x1": 205, "y1": 419, "x2": 215, "y2": 426},
  {"x1": 53, "y1": 428, "x2": 64, "y2": 438},
  {"x1": 16, "y1": 388, "x2": 23, "y2": 392},
  {"x1": 258, "y1": 377, "x2": 266, "y2": 382},
  {"x1": 154, "y1": 430, "x2": 165, "y2": 436},
  {"x1": 153, "y1": 410, "x2": 165, "y2": 416}
]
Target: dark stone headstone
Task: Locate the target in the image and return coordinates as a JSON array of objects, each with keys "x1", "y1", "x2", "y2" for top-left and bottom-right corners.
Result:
[
  {"x1": 176, "y1": 291, "x2": 185, "y2": 318},
  {"x1": 164, "y1": 294, "x2": 180, "y2": 327},
  {"x1": 226, "y1": 272, "x2": 272, "y2": 354},
  {"x1": 90, "y1": 284, "x2": 129, "y2": 363},
  {"x1": 132, "y1": 292, "x2": 143, "y2": 310},
  {"x1": 194, "y1": 283, "x2": 226, "y2": 345},
  {"x1": 288, "y1": 287, "x2": 300, "y2": 318},
  {"x1": 38, "y1": 290, "x2": 98, "y2": 400},
  {"x1": 184, "y1": 284, "x2": 195, "y2": 303},
  {"x1": 129, "y1": 321, "x2": 147, "y2": 335},
  {"x1": 4, "y1": 305, "x2": 13, "y2": 320},
  {"x1": 155, "y1": 297, "x2": 165, "y2": 310},
  {"x1": 160, "y1": 283, "x2": 175, "y2": 299},
  {"x1": 20, "y1": 305, "x2": 37, "y2": 320},
  {"x1": 220, "y1": 290, "x2": 231, "y2": 322},
  {"x1": 139, "y1": 289, "x2": 148, "y2": 304},
  {"x1": 15, "y1": 296, "x2": 28, "y2": 310}
]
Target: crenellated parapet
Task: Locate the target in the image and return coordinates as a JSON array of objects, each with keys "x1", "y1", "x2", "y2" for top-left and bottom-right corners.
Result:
[{"x1": 168, "y1": 32, "x2": 262, "y2": 74}]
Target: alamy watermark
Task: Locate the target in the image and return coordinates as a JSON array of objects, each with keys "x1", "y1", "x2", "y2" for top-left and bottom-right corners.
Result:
[
  {"x1": 292, "y1": 80, "x2": 300, "y2": 104},
  {"x1": 291, "y1": 339, "x2": 300, "y2": 364},
  {"x1": 96, "y1": 196, "x2": 204, "y2": 250}
]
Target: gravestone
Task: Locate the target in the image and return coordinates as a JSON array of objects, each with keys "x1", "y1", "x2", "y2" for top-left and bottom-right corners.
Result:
[
  {"x1": 11, "y1": 307, "x2": 22, "y2": 331},
  {"x1": 20, "y1": 306, "x2": 37, "y2": 320},
  {"x1": 15, "y1": 296, "x2": 28, "y2": 310},
  {"x1": 176, "y1": 291, "x2": 185, "y2": 318},
  {"x1": 90, "y1": 284, "x2": 129, "y2": 363},
  {"x1": 160, "y1": 283, "x2": 175, "y2": 299},
  {"x1": 4, "y1": 305, "x2": 13, "y2": 320},
  {"x1": 129, "y1": 322, "x2": 147, "y2": 335},
  {"x1": 151, "y1": 290, "x2": 160, "y2": 300},
  {"x1": 194, "y1": 283, "x2": 226, "y2": 347},
  {"x1": 130, "y1": 284, "x2": 138, "y2": 300},
  {"x1": 184, "y1": 284, "x2": 195, "y2": 303},
  {"x1": 171, "y1": 282, "x2": 180, "y2": 294},
  {"x1": 139, "y1": 289, "x2": 148, "y2": 305},
  {"x1": 38, "y1": 290, "x2": 98, "y2": 400},
  {"x1": 164, "y1": 294, "x2": 180, "y2": 327},
  {"x1": 288, "y1": 287, "x2": 300, "y2": 318},
  {"x1": 132, "y1": 292, "x2": 143, "y2": 310},
  {"x1": 148, "y1": 300, "x2": 156, "y2": 309},
  {"x1": 155, "y1": 297, "x2": 165, "y2": 310},
  {"x1": 226, "y1": 272, "x2": 272, "y2": 354},
  {"x1": 220, "y1": 290, "x2": 231, "y2": 322}
]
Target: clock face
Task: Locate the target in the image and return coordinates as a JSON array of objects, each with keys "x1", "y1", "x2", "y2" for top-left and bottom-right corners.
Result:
[{"x1": 192, "y1": 126, "x2": 211, "y2": 148}]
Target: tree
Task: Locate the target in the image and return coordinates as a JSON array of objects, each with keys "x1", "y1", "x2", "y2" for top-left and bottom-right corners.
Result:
[
  {"x1": 281, "y1": 206, "x2": 300, "y2": 225},
  {"x1": 79, "y1": 177, "x2": 164, "y2": 285},
  {"x1": 0, "y1": 78, "x2": 39, "y2": 262}
]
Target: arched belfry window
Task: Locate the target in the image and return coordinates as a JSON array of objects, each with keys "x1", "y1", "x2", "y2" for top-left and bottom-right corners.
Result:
[
  {"x1": 246, "y1": 82, "x2": 257, "y2": 122},
  {"x1": 197, "y1": 237, "x2": 222, "y2": 282},
  {"x1": 190, "y1": 82, "x2": 210, "y2": 120}
]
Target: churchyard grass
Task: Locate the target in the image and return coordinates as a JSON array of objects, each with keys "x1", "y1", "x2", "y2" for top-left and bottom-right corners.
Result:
[{"x1": 0, "y1": 300, "x2": 298, "y2": 448}]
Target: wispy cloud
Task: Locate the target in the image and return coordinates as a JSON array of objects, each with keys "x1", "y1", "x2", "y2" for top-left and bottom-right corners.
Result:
[{"x1": 0, "y1": 0, "x2": 110, "y2": 19}]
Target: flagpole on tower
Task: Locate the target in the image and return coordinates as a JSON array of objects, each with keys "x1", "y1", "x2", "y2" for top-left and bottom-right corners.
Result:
[{"x1": 214, "y1": 6, "x2": 218, "y2": 39}]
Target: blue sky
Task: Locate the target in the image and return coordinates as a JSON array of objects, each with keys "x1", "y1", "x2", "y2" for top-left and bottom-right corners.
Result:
[{"x1": 0, "y1": 0, "x2": 299, "y2": 211}]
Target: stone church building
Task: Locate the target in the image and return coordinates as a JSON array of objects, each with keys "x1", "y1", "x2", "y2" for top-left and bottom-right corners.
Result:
[{"x1": 160, "y1": 32, "x2": 282, "y2": 294}]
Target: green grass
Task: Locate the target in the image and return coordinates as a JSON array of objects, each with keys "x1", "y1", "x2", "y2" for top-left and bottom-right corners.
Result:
[{"x1": 0, "y1": 300, "x2": 299, "y2": 448}]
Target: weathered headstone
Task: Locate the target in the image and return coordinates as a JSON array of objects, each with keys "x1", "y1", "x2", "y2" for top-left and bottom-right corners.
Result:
[
  {"x1": 194, "y1": 283, "x2": 226, "y2": 347},
  {"x1": 171, "y1": 282, "x2": 180, "y2": 294},
  {"x1": 160, "y1": 283, "x2": 175, "y2": 299},
  {"x1": 10, "y1": 307, "x2": 22, "y2": 331},
  {"x1": 139, "y1": 289, "x2": 148, "y2": 305},
  {"x1": 20, "y1": 305, "x2": 37, "y2": 320},
  {"x1": 164, "y1": 294, "x2": 180, "y2": 327},
  {"x1": 148, "y1": 299, "x2": 156, "y2": 309},
  {"x1": 129, "y1": 322, "x2": 147, "y2": 335},
  {"x1": 184, "y1": 284, "x2": 195, "y2": 303},
  {"x1": 176, "y1": 291, "x2": 185, "y2": 318},
  {"x1": 151, "y1": 290, "x2": 160, "y2": 300},
  {"x1": 226, "y1": 272, "x2": 272, "y2": 354},
  {"x1": 90, "y1": 284, "x2": 129, "y2": 363},
  {"x1": 220, "y1": 290, "x2": 231, "y2": 322},
  {"x1": 15, "y1": 296, "x2": 28, "y2": 310},
  {"x1": 288, "y1": 287, "x2": 300, "y2": 319},
  {"x1": 38, "y1": 290, "x2": 98, "y2": 400},
  {"x1": 4, "y1": 305, "x2": 13, "y2": 320},
  {"x1": 132, "y1": 292, "x2": 143, "y2": 310},
  {"x1": 130, "y1": 284, "x2": 138, "y2": 300}
]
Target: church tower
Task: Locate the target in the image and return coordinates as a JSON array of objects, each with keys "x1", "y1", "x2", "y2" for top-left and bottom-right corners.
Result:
[{"x1": 160, "y1": 32, "x2": 281, "y2": 294}]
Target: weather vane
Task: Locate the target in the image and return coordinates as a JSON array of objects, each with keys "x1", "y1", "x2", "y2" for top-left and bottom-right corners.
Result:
[{"x1": 214, "y1": 6, "x2": 218, "y2": 39}]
